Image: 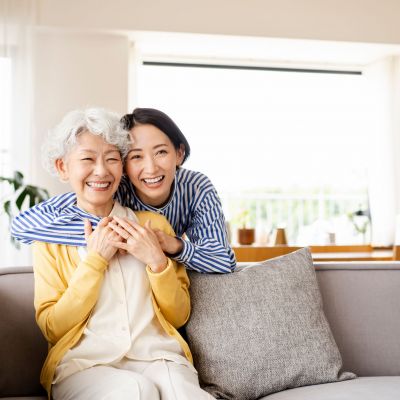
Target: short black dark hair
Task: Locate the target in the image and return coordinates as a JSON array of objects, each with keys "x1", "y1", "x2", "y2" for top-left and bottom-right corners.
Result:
[{"x1": 121, "y1": 108, "x2": 191, "y2": 164}]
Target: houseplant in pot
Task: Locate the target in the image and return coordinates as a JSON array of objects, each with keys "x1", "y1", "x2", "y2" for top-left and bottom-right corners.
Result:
[
  {"x1": 236, "y1": 209, "x2": 255, "y2": 245},
  {"x1": 0, "y1": 170, "x2": 49, "y2": 247}
]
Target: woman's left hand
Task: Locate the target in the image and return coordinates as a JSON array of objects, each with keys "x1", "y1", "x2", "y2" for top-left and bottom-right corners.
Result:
[{"x1": 108, "y1": 216, "x2": 168, "y2": 273}]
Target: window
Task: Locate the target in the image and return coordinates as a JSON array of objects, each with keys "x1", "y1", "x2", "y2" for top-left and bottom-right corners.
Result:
[{"x1": 136, "y1": 60, "x2": 371, "y2": 245}]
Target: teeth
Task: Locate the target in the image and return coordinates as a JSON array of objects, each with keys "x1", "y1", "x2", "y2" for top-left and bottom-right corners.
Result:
[
  {"x1": 87, "y1": 182, "x2": 110, "y2": 188},
  {"x1": 144, "y1": 176, "x2": 163, "y2": 184}
]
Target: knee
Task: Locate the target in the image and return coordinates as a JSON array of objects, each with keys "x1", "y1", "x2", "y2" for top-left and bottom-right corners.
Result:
[
  {"x1": 104, "y1": 374, "x2": 159, "y2": 400},
  {"x1": 136, "y1": 376, "x2": 160, "y2": 400}
]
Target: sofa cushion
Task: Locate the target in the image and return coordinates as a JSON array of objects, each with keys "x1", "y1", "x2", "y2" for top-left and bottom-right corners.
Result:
[
  {"x1": 315, "y1": 263, "x2": 400, "y2": 376},
  {"x1": 186, "y1": 248, "x2": 355, "y2": 400},
  {"x1": 263, "y1": 377, "x2": 400, "y2": 400},
  {"x1": 0, "y1": 267, "x2": 47, "y2": 397}
]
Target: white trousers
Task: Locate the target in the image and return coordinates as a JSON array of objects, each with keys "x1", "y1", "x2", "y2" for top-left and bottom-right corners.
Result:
[{"x1": 52, "y1": 359, "x2": 215, "y2": 400}]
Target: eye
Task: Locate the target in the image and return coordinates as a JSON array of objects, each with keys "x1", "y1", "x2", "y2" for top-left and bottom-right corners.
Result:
[
  {"x1": 129, "y1": 154, "x2": 141, "y2": 160},
  {"x1": 156, "y1": 150, "x2": 168, "y2": 156},
  {"x1": 107, "y1": 157, "x2": 121, "y2": 162},
  {"x1": 81, "y1": 158, "x2": 94, "y2": 162}
]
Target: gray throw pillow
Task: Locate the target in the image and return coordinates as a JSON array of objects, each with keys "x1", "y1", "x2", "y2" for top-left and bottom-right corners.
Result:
[{"x1": 186, "y1": 248, "x2": 355, "y2": 400}]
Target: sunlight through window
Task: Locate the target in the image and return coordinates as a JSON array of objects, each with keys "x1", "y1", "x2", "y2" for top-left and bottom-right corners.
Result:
[{"x1": 136, "y1": 63, "x2": 371, "y2": 244}]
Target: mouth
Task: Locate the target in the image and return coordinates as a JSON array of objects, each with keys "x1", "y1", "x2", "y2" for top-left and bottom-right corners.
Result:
[
  {"x1": 86, "y1": 181, "x2": 112, "y2": 190},
  {"x1": 142, "y1": 176, "x2": 164, "y2": 185}
]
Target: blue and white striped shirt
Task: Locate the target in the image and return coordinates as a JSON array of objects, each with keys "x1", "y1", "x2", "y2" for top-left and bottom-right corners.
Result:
[{"x1": 11, "y1": 168, "x2": 236, "y2": 273}]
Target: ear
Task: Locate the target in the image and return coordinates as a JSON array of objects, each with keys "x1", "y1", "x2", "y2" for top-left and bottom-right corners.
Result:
[
  {"x1": 176, "y1": 144, "x2": 185, "y2": 167},
  {"x1": 55, "y1": 158, "x2": 69, "y2": 182}
]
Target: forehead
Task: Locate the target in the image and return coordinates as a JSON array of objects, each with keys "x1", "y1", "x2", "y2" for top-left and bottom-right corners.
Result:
[
  {"x1": 73, "y1": 131, "x2": 119, "y2": 152},
  {"x1": 129, "y1": 124, "x2": 171, "y2": 146}
]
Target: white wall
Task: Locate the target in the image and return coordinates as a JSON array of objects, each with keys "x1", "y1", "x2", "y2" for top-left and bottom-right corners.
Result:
[
  {"x1": 36, "y1": 0, "x2": 400, "y2": 45},
  {"x1": 32, "y1": 30, "x2": 129, "y2": 194}
]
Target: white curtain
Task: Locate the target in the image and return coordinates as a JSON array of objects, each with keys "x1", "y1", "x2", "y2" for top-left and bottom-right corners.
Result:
[
  {"x1": 0, "y1": 0, "x2": 37, "y2": 266},
  {"x1": 364, "y1": 56, "x2": 400, "y2": 246}
]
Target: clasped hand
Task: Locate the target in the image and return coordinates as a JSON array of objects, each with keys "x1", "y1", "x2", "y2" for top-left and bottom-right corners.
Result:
[
  {"x1": 84, "y1": 217, "x2": 123, "y2": 262},
  {"x1": 107, "y1": 216, "x2": 168, "y2": 273},
  {"x1": 84, "y1": 217, "x2": 176, "y2": 273}
]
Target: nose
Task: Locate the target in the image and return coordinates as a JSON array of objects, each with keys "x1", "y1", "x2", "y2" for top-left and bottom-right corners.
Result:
[
  {"x1": 93, "y1": 158, "x2": 109, "y2": 176},
  {"x1": 143, "y1": 155, "x2": 157, "y2": 174}
]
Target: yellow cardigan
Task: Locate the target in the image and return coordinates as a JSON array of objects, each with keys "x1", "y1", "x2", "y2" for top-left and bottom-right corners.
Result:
[{"x1": 32, "y1": 210, "x2": 193, "y2": 397}]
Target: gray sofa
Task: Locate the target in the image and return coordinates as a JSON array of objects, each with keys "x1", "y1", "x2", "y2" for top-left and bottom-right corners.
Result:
[{"x1": 1, "y1": 262, "x2": 400, "y2": 399}]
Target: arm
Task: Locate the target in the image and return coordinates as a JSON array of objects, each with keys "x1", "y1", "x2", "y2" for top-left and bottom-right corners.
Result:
[
  {"x1": 33, "y1": 242, "x2": 108, "y2": 345},
  {"x1": 117, "y1": 172, "x2": 236, "y2": 273},
  {"x1": 175, "y1": 187, "x2": 236, "y2": 273},
  {"x1": 147, "y1": 259, "x2": 190, "y2": 328},
  {"x1": 11, "y1": 192, "x2": 96, "y2": 246}
]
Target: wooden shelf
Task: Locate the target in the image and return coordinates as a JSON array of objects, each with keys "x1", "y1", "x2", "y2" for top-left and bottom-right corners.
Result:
[{"x1": 233, "y1": 245, "x2": 394, "y2": 262}]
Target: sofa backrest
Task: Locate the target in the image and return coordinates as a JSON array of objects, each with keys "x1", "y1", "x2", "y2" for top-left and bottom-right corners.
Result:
[
  {"x1": 1, "y1": 262, "x2": 400, "y2": 396},
  {"x1": 314, "y1": 262, "x2": 400, "y2": 376},
  {"x1": 0, "y1": 267, "x2": 47, "y2": 397}
]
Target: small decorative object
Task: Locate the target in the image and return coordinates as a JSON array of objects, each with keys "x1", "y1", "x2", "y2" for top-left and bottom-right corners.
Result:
[
  {"x1": 0, "y1": 170, "x2": 49, "y2": 247},
  {"x1": 271, "y1": 227, "x2": 288, "y2": 245},
  {"x1": 235, "y1": 209, "x2": 255, "y2": 245},
  {"x1": 238, "y1": 228, "x2": 255, "y2": 245},
  {"x1": 348, "y1": 206, "x2": 370, "y2": 244},
  {"x1": 327, "y1": 232, "x2": 336, "y2": 245}
]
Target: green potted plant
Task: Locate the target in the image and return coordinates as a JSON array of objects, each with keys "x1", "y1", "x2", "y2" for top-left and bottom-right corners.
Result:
[
  {"x1": 236, "y1": 209, "x2": 255, "y2": 245},
  {"x1": 0, "y1": 170, "x2": 49, "y2": 247}
]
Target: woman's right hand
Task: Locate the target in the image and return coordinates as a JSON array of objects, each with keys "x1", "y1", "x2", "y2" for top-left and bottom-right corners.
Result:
[{"x1": 84, "y1": 218, "x2": 122, "y2": 262}]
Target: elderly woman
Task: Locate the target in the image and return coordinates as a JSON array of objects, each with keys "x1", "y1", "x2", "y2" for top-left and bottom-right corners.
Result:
[{"x1": 33, "y1": 108, "x2": 214, "y2": 400}]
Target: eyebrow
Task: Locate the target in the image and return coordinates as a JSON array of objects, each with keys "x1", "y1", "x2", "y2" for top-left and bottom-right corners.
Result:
[{"x1": 128, "y1": 143, "x2": 168, "y2": 152}]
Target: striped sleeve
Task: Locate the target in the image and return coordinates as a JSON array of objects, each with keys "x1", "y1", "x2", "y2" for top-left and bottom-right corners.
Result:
[
  {"x1": 11, "y1": 192, "x2": 98, "y2": 246},
  {"x1": 174, "y1": 181, "x2": 236, "y2": 273}
]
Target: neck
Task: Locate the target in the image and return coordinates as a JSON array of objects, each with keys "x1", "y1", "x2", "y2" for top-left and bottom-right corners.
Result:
[{"x1": 76, "y1": 199, "x2": 114, "y2": 217}]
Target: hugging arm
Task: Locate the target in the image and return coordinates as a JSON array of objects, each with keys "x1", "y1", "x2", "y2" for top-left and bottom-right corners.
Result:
[
  {"x1": 175, "y1": 189, "x2": 236, "y2": 273},
  {"x1": 11, "y1": 192, "x2": 89, "y2": 246}
]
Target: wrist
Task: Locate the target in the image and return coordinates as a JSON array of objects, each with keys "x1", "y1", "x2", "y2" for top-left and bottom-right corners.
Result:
[
  {"x1": 167, "y1": 237, "x2": 183, "y2": 257},
  {"x1": 148, "y1": 255, "x2": 168, "y2": 273}
]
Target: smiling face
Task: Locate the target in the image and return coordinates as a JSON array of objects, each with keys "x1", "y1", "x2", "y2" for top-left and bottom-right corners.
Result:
[
  {"x1": 55, "y1": 131, "x2": 123, "y2": 216},
  {"x1": 125, "y1": 124, "x2": 185, "y2": 207}
]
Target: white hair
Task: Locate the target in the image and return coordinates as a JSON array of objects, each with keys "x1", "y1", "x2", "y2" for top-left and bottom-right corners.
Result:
[{"x1": 42, "y1": 108, "x2": 130, "y2": 176}]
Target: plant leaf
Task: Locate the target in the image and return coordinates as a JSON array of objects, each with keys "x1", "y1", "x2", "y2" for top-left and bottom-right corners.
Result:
[
  {"x1": 15, "y1": 187, "x2": 28, "y2": 210},
  {"x1": 3, "y1": 200, "x2": 11, "y2": 217},
  {"x1": 14, "y1": 171, "x2": 24, "y2": 189}
]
